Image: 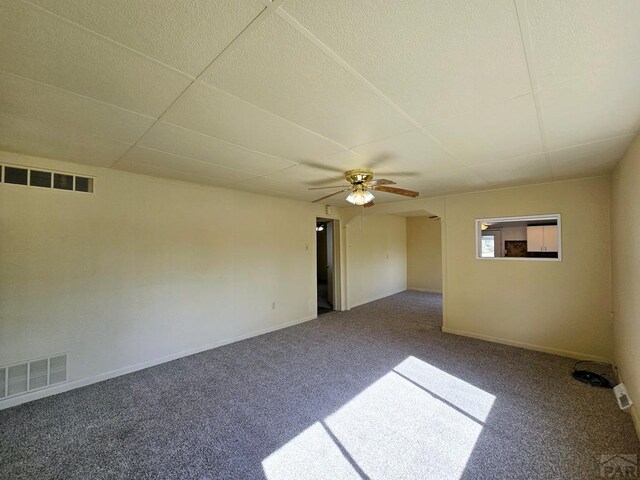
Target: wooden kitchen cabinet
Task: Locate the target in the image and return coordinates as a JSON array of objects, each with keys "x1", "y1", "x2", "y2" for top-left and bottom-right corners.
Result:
[{"x1": 527, "y1": 225, "x2": 558, "y2": 252}]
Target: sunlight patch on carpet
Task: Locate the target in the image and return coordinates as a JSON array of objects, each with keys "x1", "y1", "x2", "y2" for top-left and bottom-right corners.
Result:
[
  {"x1": 262, "y1": 356, "x2": 495, "y2": 479},
  {"x1": 261, "y1": 422, "x2": 361, "y2": 480}
]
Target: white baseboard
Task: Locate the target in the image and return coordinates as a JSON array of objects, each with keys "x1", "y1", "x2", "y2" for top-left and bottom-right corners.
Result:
[
  {"x1": 616, "y1": 371, "x2": 640, "y2": 441},
  {"x1": 408, "y1": 287, "x2": 442, "y2": 294},
  {"x1": 631, "y1": 406, "x2": 640, "y2": 441},
  {"x1": 442, "y1": 326, "x2": 612, "y2": 363},
  {"x1": 0, "y1": 314, "x2": 317, "y2": 411}
]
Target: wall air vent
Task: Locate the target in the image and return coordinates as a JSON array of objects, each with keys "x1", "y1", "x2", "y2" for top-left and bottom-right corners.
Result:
[
  {"x1": 7, "y1": 364, "x2": 28, "y2": 397},
  {"x1": 0, "y1": 164, "x2": 94, "y2": 193},
  {"x1": 0, "y1": 353, "x2": 68, "y2": 400},
  {"x1": 0, "y1": 368, "x2": 5, "y2": 399},
  {"x1": 49, "y1": 355, "x2": 67, "y2": 385}
]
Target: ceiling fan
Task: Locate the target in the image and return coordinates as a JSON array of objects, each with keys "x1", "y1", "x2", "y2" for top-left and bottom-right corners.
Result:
[{"x1": 309, "y1": 169, "x2": 419, "y2": 207}]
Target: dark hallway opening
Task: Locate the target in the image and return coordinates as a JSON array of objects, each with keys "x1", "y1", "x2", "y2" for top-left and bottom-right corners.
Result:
[{"x1": 316, "y1": 219, "x2": 334, "y2": 316}]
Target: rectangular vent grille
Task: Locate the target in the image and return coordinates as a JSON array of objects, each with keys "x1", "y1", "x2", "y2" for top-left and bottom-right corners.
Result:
[
  {"x1": 49, "y1": 355, "x2": 67, "y2": 385},
  {"x1": 1, "y1": 353, "x2": 67, "y2": 400},
  {"x1": 0, "y1": 164, "x2": 94, "y2": 193},
  {"x1": 7, "y1": 364, "x2": 28, "y2": 396}
]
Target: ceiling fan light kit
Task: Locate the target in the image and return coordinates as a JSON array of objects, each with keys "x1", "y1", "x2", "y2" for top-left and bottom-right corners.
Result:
[
  {"x1": 310, "y1": 168, "x2": 419, "y2": 206},
  {"x1": 346, "y1": 186, "x2": 375, "y2": 205}
]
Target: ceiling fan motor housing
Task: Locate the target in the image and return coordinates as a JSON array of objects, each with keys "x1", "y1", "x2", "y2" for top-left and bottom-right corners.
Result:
[{"x1": 345, "y1": 169, "x2": 373, "y2": 185}]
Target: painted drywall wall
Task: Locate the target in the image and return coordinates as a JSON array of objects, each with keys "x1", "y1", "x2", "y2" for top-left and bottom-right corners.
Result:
[
  {"x1": 443, "y1": 176, "x2": 613, "y2": 362},
  {"x1": 0, "y1": 151, "x2": 340, "y2": 407},
  {"x1": 345, "y1": 214, "x2": 407, "y2": 308},
  {"x1": 0, "y1": 148, "x2": 620, "y2": 410},
  {"x1": 611, "y1": 134, "x2": 640, "y2": 435},
  {"x1": 406, "y1": 217, "x2": 442, "y2": 292}
]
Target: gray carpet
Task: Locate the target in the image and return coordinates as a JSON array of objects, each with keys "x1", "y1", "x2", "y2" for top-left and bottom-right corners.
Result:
[{"x1": 1, "y1": 291, "x2": 638, "y2": 479}]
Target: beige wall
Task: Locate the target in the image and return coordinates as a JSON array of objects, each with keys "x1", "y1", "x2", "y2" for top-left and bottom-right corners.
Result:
[
  {"x1": 0, "y1": 148, "x2": 622, "y2": 411},
  {"x1": 611, "y1": 135, "x2": 640, "y2": 435},
  {"x1": 345, "y1": 214, "x2": 407, "y2": 308},
  {"x1": 0, "y1": 152, "x2": 337, "y2": 407},
  {"x1": 443, "y1": 176, "x2": 613, "y2": 362},
  {"x1": 406, "y1": 217, "x2": 442, "y2": 292},
  {"x1": 0, "y1": 151, "x2": 411, "y2": 408}
]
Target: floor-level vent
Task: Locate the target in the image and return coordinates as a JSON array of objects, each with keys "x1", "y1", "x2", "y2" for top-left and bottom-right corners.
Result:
[
  {"x1": 49, "y1": 355, "x2": 67, "y2": 385},
  {"x1": 1, "y1": 353, "x2": 67, "y2": 400},
  {"x1": 7, "y1": 364, "x2": 28, "y2": 397}
]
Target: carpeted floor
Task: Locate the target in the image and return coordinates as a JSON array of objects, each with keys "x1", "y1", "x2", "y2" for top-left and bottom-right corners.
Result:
[{"x1": 1, "y1": 291, "x2": 638, "y2": 479}]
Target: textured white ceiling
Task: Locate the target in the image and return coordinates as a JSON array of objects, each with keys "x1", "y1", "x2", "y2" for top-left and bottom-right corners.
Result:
[{"x1": 1, "y1": 0, "x2": 639, "y2": 205}]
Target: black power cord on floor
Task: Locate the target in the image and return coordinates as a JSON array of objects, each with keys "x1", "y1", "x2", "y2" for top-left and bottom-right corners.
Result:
[{"x1": 572, "y1": 360, "x2": 615, "y2": 388}]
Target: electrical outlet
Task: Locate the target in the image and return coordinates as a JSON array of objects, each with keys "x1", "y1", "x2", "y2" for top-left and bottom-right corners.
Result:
[
  {"x1": 614, "y1": 383, "x2": 633, "y2": 410},
  {"x1": 272, "y1": 302, "x2": 276, "y2": 310}
]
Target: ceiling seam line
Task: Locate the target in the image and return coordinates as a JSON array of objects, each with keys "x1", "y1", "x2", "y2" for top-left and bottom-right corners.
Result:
[
  {"x1": 116, "y1": 157, "x2": 252, "y2": 185},
  {"x1": 513, "y1": 0, "x2": 555, "y2": 179},
  {"x1": 0, "y1": 70, "x2": 158, "y2": 121},
  {"x1": 419, "y1": 128, "x2": 465, "y2": 161},
  {"x1": 14, "y1": 0, "x2": 351, "y2": 161},
  {"x1": 119, "y1": 160, "x2": 226, "y2": 181},
  {"x1": 0, "y1": 110, "x2": 136, "y2": 147},
  {"x1": 263, "y1": 163, "x2": 344, "y2": 179},
  {"x1": 0, "y1": 134, "x2": 130, "y2": 161},
  {"x1": 126, "y1": 144, "x2": 286, "y2": 177},
  {"x1": 109, "y1": 0, "x2": 286, "y2": 169},
  {"x1": 195, "y1": 81, "x2": 352, "y2": 153},
  {"x1": 19, "y1": 0, "x2": 194, "y2": 80},
  {"x1": 343, "y1": 127, "x2": 420, "y2": 152},
  {"x1": 440, "y1": 175, "x2": 613, "y2": 201},
  {"x1": 159, "y1": 121, "x2": 300, "y2": 163},
  {"x1": 546, "y1": 133, "x2": 637, "y2": 154},
  {"x1": 275, "y1": 8, "x2": 465, "y2": 165},
  {"x1": 274, "y1": 8, "x2": 422, "y2": 129}
]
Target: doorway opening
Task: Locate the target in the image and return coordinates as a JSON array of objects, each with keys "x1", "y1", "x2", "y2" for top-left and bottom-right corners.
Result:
[
  {"x1": 406, "y1": 213, "x2": 443, "y2": 327},
  {"x1": 406, "y1": 214, "x2": 442, "y2": 294},
  {"x1": 316, "y1": 218, "x2": 337, "y2": 315}
]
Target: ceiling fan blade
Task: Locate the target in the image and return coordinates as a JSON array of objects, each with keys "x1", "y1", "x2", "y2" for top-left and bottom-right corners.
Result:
[
  {"x1": 298, "y1": 161, "x2": 345, "y2": 175},
  {"x1": 306, "y1": 177, "x2": 346, "y2": 187},
  {"x1": 376, "y1": 171, "x2": 420, "y2": 177},
  {"x1": 308, "y1": 184, "x2": 350, "y2": 190},
  {"x1": 312, "y1": 189, "x2": 350, "y2": 203},
  {"x1": 363, "y1": 201, "x2": 375, "y2": 208},
  {"x1": 373, "y1": 185, "x2": 420, "y2": 198},
  {"x1": 366, "y1": 154, "x2": 393, "y2": 169},
  {"x1": 365, "y1": 179, "x2": 396, "y2": 187}
]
